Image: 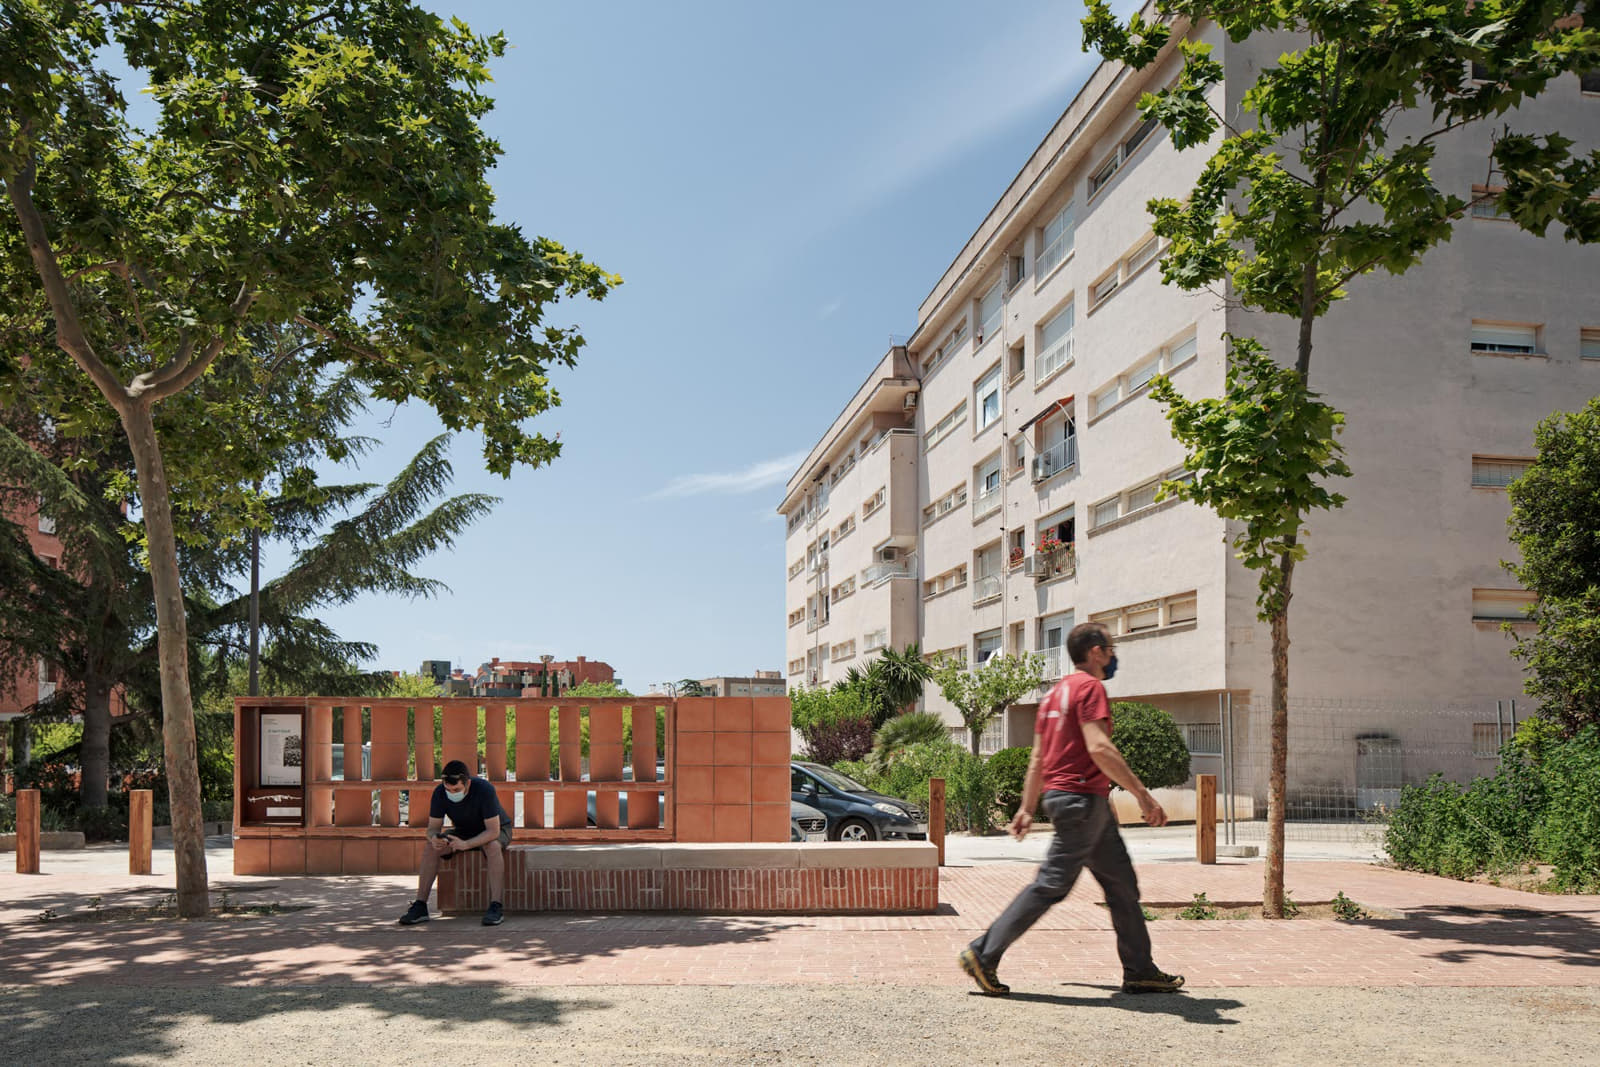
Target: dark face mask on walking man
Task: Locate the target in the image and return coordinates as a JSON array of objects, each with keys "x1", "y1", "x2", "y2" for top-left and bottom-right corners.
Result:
[{"x1": 1102, "y1": 653, "x2": 1119, "y2": 680}]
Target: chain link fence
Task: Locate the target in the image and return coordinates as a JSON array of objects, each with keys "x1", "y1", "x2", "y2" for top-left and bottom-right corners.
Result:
[{"x1": 1212, "y1": 695, "x2": 1525, "y2": 843}]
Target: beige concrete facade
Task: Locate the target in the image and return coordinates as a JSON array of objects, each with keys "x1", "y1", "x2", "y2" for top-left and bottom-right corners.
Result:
[{"x1": 780, "y1": 18, "x2": 1600, "y2": 805}]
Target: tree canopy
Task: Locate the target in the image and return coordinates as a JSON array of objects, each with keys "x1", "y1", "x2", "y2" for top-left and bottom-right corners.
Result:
[
  {"x1": 933, "y1": 652, "x2": 1046, "y2": 756},
  {"x1": 0, "y1": 1, "x2": 617, "y2": 914}
]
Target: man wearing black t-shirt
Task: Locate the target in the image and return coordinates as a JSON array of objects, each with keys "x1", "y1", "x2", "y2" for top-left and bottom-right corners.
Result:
[{"x1": 397, "y1": 759, "x2": 512, "y2": 927}]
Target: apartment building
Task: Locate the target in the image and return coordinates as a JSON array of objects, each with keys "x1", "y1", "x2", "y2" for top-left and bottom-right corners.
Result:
[
  {"x1": 699, "y1": 672, "x2": 787, "y2": 698},
  {"x1": 780, "y1": 346, "x2": 922, "y2": 690},
  {"x1": 1, "y1": 495, "x2": 65, "y2": 728},
  {"x1": 781, "y1": 16, "x2": 1600, "y2": 807}
]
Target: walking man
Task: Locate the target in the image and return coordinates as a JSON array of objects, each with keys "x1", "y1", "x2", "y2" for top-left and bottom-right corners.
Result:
[
  {"x1": 959, "y1": 622, "x2": 1184, "y2": 995},
  {"x1": 397, "y1": 759, "x2": 511, "y2": 927}
]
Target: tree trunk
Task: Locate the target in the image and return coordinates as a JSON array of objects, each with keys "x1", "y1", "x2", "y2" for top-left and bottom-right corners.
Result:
[
  {"x1": 122, "y1": 401, "x2": 209, "y2": 918},
  {"x1": 1263, "y1": 580, "x2": 1292, "y2": 919},
  {"x1": 969, "y1": 725, "x2": 980, "y2": 757},
  {"x1": 248, "y1": 480, "x2": 260, "y2": 697},
  {"x1": 80, "y1": 667, "x2": 113, "y2": 810}
]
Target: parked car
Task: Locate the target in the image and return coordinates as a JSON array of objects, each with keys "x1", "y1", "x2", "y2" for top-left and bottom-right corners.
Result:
[
  {"x1": 790, "y1": 761, "x2": 927, "y2": 842},
  {"x1": 791, "y1": 799, "x2": 828, "y2": 842}
]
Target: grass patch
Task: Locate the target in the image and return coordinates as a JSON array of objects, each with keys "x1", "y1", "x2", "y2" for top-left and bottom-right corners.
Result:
[{"x1": 1104, "y1": 894, "x2": 1393, "y2": 921}]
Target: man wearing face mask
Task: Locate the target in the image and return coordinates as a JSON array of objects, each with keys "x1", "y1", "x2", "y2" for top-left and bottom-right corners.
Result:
[
  {"x1": 958, "y1": 622, "x2": 1185, "y2": 996},
  {"x1": 397, "y1": 759, "x2": 513, "y2": 927}
]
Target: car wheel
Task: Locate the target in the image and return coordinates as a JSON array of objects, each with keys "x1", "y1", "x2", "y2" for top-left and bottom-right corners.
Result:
[{"x1": 835, "y1": 818, "x2": 875, "y2": 843}]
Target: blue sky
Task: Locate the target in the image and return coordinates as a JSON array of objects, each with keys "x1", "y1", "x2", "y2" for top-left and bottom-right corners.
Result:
[{"x1": 304, "y1": 1, "x2": 1109, "y2": 691}]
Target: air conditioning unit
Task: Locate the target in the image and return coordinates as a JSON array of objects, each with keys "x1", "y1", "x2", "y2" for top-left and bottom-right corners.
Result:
[{"x1": 903, "y1": 391, "x2": 919, "y2": 410}]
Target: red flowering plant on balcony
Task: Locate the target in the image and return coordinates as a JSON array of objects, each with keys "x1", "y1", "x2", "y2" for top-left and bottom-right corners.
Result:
[
  {"x1": 1035, "y1": 534, "x2": 1070, "y2": 556},
  {"x1": 1009, "y1": 545, "x2": 1026, "y2": 567}
]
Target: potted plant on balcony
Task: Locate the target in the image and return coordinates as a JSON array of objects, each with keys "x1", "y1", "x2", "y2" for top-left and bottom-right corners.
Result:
[
  {"x1": 1034, "y1": 535, "x2": 1074, "y2": 579},
  {"x1": 1008, "y1": 545, "x2": 1025, "y2": 569}
]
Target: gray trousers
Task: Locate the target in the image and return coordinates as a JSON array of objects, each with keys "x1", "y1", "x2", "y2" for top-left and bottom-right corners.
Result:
[{"x1": 969, "y1": 790, "x2": 1158, "y2": 979}]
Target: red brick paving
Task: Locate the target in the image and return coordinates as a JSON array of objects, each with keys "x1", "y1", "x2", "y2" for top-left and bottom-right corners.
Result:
[{"x1": 1, "y1": 859, "x2": 1596, "y2": 990}]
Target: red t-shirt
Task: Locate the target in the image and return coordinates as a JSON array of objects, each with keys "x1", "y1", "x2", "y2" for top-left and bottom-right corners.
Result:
[{"x1": 1035, "y1": 671, "x2": 1113, "y2": 795}]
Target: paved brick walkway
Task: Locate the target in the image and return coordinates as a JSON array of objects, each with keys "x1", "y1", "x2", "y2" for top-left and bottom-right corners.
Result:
[{"x1": 2, "y1": 852, "x2": 1596, "y2": 990}]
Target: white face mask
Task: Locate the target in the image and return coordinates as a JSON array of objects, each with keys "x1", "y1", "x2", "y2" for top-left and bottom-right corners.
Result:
[{"x1": 445, "y1": 789, "x2": 467, "y2": 803}]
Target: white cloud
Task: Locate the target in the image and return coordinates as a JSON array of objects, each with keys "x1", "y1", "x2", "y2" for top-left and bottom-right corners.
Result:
[
  {"x1": 647, "y1": 451, "x2": 806, "y2": 500},
  {"x1": 819, "y1": 298, "x2": 843, "y2": 319}
]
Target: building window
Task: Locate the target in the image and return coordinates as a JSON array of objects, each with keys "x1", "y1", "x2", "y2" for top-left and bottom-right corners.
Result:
[
  {"x1": 1089, "y1": 152, "x2": 1120, "y2": 197},
  {"x1": 788, "y1": 558, "x2": 804, "y2": 580},
  {"x1": 1008, "y1": 341, "x2": 1026, "y2": 383},
  {"x1": 1166, "y1": 594, "x2": 1198, "y2": 625},
  {"x1": 1125, "y1": 235, "x2": 1159, "y2": 276},
  {"x1": 1031, "y1": 408, "x2": 1077, "y2": 482},
  {"x1": 1036, "y1": 300, "x2": 1074, "y2": 384},
  {"x1": 1470, "y1": 321, "x2": 1540, "y2": 355},
  {"x1": 1472, "y1": 588, "x2": 1536, "y2": 621},
  {"x1": 788, "y1": 608, "x2": 805, "y2": 628},
  {"x1": 1007, "y1": 252, "x2": 1027, "y2": 291},
  {"x1": 1470, "y1": 184, "x2": 1509, "y2": 220},
  {"x1": 863, "y1": 628, "x2": 888, "y2": 653},
  {"x1": 1581, "y1": 328, "x2": 1600, "y2": 360},
  {"x1": 1010, "y1": 437, "x2": 1027, "y2": 476},
  {"x1": 1092, "y1": 496, "x2": 1121, "y2": 529},
  {"x1": 1037, "y1": 201, "x2": 1075, "y2": 277},
  {"x1": 835, "y1": 514, "x2": 856, "y2": 541},
  {"x1": 1088, "y1": 113, "x2": 1164, "y2": 199},
  {"x1": 974, "y1": 629, "x2": 1003, "y2": 665},
  {"x1": 977, "y1": 279, "x2": 1004, "y2": 346},
  {"x1": 1471, "y1": 457, "x2": 1532, "y2": 488},
  {"x1": 788, "y1": 658, "x2": 804, "y2": 676},
  {"x1": 863, "y1": 486, "x2": 886, "y2": 518},
  {"x1": 925, "y1": 401, "x2": 967, "y2": 451},
  {"x1": 975, "y1": 365, "x2": 1002, "y2": 432},
  {"x1": 923, "y1": 565, "x2": 969, "y2": 600},
  {"x1": 1009, "y1": 528, "x2": 1027, "y2": 568},
  {"x1": 973, "y1": 455, "x2": 1003, "y2": 519},
  {"x1": 1092, "y1": 330, "x2": 1197, "y2": 418},
  {"x1": 831, "y1": 640, "x2": 857, "y2": 662},
  {"x1": 924, "y1": 321, "x2": 968, "y2": 376},
  {"x1": 1092, "y1": 592, "x2": 1197, "y2": 636},
  {"x1": 1038, "y1": 506, "x2": 1075, "y2": 549},
  {"x1": 924, "y1": 483, "x2": 969, "y2": 525},
  {"x1": 973, "y1": 544, "x2": 1003, "y2": 604},
  {"x1": 831, "y1": 576, "x2": 856, "y2": 603},
  {"x1": 1089, "y1": 267, "x2": 1120, "y2": 308}
]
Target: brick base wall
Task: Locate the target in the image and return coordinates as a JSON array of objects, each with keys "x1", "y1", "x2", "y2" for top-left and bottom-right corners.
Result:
[{"x1": 436, "y1": 843, "x2": 938, "y2": 915}]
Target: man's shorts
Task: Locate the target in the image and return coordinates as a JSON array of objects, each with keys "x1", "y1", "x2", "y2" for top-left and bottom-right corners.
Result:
[{"x1": 440, "y1": 822, "x2": 513, "y2": 857}]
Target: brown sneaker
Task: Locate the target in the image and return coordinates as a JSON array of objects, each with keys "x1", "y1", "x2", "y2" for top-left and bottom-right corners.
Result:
[
  {"x1": 1122, "y1": 970, "x2": 1185, "y2": 994},
  {"x1": 958, "y1": 948, "x2": 1010, "y2": 996}
]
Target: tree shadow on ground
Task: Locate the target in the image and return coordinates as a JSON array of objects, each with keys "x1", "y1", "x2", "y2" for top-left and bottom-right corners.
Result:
[
  {"x1": 1370, "y1": 905, "x2": 1600, "y2": 968},
  {"x1": 2, "y1": 983, "x2": 606, "y2": 1065},
  {"x1": 1001, "y1": 986, "x2": 1244, "y2": 1024}
]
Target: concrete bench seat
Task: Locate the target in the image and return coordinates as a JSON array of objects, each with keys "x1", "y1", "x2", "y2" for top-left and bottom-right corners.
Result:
[{"x1": 437, "y1": 841, "x2": 938, "y2": 915}]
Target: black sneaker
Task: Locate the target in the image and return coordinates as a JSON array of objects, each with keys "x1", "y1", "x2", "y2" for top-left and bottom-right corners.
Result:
[
  {"x1": 1122, "y1": 970, "x2": 1185, "y2": 994},
  {"x1": 398, "y1": 900, "x2": 430, "y2": 926},
  {"x1": 958, "y1": 947, "x2": 1010, "y2": 996},
  {"x1": 482, "y1": 901, "x2": 504, "y2": 926}
]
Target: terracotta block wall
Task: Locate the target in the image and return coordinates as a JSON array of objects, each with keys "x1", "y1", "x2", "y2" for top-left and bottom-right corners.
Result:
[{"x1": 674, "y1": 697, "x2": 790, "y2": 843}]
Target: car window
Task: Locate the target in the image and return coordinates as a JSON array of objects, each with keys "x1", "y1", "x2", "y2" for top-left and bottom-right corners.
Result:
[
  {"x1": 791, "y1": 768, "x2": 814, "y2": 792},
  {"x1": 809, "y1": 766, "x2": 869, "y2": 793}
]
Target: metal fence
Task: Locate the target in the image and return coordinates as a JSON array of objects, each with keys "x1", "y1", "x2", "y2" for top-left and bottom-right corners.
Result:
[{"x1": 1210, "y1": 694, "x2": 1525, "y2": 843}]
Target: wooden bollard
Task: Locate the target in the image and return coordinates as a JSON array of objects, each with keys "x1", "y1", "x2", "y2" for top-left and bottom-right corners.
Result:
[
  {"x1": 129, "y1": 789, "x2": 153, "y2": 875},
  {"x1": 15, "y1": 788, "x2": 40, "y2": 874},
  {"x1": 928, "y1": 777, "x2": 946, "y2": 867},
  {"x1": 1195, "y1": 773, "x2": 1217, "y2": 865}
]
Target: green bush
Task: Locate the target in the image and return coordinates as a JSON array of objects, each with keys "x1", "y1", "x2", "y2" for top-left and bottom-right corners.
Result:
[
  {"x1": 1109, "y1": 702, "x2": 1191, "y2": 790},
  {"x1": 874, "y1": 740, "x2": 994, "y2": 833},
  {"x1": 791, "y1": 686, "x2": 874, "y2": 764},
  {"x1": 1533, "y1": 726, "x2": 1600, "y2": 891},
  {"x1": 987, "y1": 746, "x2": 1034, "y2": 818},
  {"x1": 0, "y1": 791, "x2": 13, "y2": 833},
  {"x1": 868, "y1": 712, "x2": 948, "y2": 774}
]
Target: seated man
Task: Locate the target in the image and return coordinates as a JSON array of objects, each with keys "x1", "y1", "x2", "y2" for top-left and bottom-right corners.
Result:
[{"x1": 397, "y1": 759, "x2": 512, "y2": 927}]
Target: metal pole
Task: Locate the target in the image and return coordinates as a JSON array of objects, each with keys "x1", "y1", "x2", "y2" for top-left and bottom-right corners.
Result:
[
  {"x1": 1227, "y1": 692, "x2": 1236, "y2": 845},
  {"x1": 1496, "y1": 699, "x2": 1505, "y2": 753},
  {"x1": 1509, "y1": 699, "x2": 1517, "y2": 732}
]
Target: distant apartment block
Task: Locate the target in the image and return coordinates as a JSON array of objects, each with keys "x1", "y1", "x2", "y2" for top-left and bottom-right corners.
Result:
[
  {"x1": 1, "y1": 494, "x2": 66, "y2": 726},
  {"x1": 699, "y1": 672, "x2": 787, "y2": 698},
  {"x1": 471, "y1": 656, "x2": 616, "y2": 698},
  {"x1": 779, "y1": 15, "x2": 1600, "y2": 800}
]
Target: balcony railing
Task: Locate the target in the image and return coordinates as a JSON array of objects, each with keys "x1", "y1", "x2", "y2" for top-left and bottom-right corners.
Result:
[
  {"x1": 1036, "y1": 336, "x2": 1073, "y2": 383},
  {"x1": 1032, "y1": 437, "x2": 1078, "y2": 482},
  {"x1": 1034, "y1": 647, "x2": 1064, "y2": 687},
  {"x1": 1026, "y1": 546, "x2": 1076, "y2": 582},
  {"x1": 863, "y1": 560, "x2": 912, "y2": 585},
  {"x1": 972, "y1": 574, "x2": 1002, "y2": 604},
  {"x1": 971, "y1": 485, "x2": 1001, "y2": 520},
  {"x1": 1184, "y1": 722, "x2": 1223, "y2": 756},
  {"x1": 806, "y1": 617, "x2": 825, "y2": 633}
]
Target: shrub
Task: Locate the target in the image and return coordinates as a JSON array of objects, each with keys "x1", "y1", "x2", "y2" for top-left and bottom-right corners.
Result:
[
  {"x1": 868, "y1": 712, "x2": 948, "y2": 774},
  {"x1": 987, "y1": 746, "x2": 1034, "y2": 818},
  {"x1": 1109, "y1": 702, "x2": 1191, "y2": 790},
  {"x1": 830, "y1": 760, "x2": 877, "y2": 790},
  {"x1": 0, "y1": 792, "x2": 13, "y2": 833},
  {"x1": 874, "y1": 739, "x2": 994, "y2": 833},
  {"x1": 1534, "y1": 725, "x2": 1600, "y2": 891},
  {"x1": 800, "y1": 716, "x2": 874, "y2": 765}
]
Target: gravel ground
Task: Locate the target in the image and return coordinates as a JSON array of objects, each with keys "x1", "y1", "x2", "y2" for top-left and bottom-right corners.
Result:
[{"x1": 6, "y1": 983, "x2": 1598, "y2": 1066}]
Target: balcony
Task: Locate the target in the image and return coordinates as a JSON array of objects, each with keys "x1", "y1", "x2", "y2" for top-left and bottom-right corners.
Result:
[
  {"x1": 1035, "y1": 336, "x2": 1073, "y2": 384},
  {"x1": 805, "y1": 616, "x2": 826, "y2": 634},
  {"x1": 971, "y1": 485, "x2": 1001, "y2": 521},
  {"x1": 863, "y1": 560, "x2": 912, "y2": 585},
  {"x1": 972, "y1": 574, "x2": 1002, "y2": 604},
  {"x1": 807, "y1": 551, "x2": 829, "y2": 578},
  {"x1": 1026, "y1": 545, "x2": 1076, "y2": 583},
  {"x1": 1032, "y1": 437, "x2": 1078, "y2": 482},
  {"x1": 1034, "y1": 647, "x2": 1065, "y2": 687}
]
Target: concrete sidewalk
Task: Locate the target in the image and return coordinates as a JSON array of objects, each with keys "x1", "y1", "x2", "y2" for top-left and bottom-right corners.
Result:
[{"x1": 2, "y1": 834, "x2": 1595, "y2": 991}]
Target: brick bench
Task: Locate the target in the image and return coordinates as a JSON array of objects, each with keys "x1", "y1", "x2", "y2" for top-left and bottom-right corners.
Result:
[{"x1": 436, "y1": 842, "x2": 938, "y2": 915}]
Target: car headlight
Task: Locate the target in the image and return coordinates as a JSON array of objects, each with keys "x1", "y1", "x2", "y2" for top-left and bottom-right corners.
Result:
[{"x1": 872, "y1": 802, "x2": 908, "y2": 818}]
